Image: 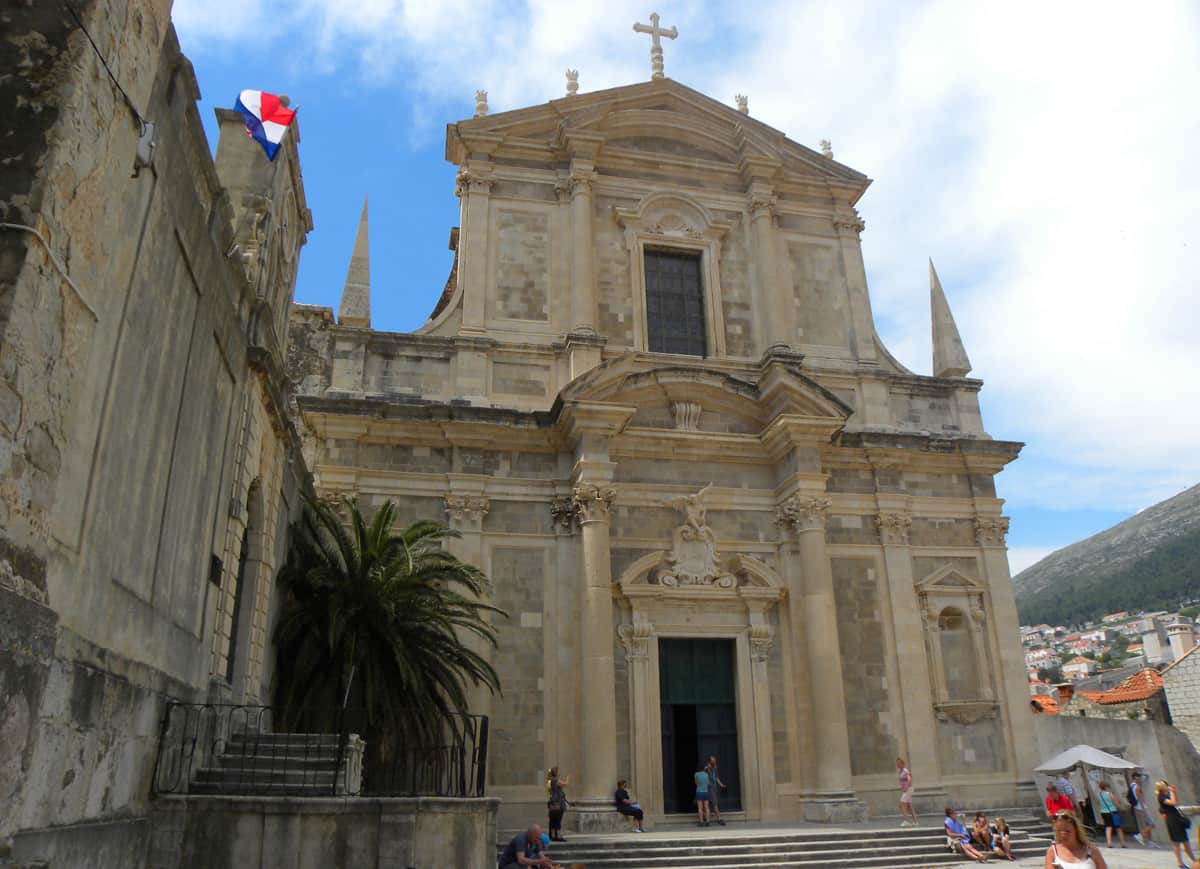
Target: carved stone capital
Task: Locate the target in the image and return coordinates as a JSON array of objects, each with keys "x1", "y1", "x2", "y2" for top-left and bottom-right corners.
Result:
[
  {"x1": 444, "y1": 495, "x2": 490, "y2": 524},
  {"x1": 833, "y1": 207, "x2": 865, "y2": 237},
  {"x1": 569, "y1": 170, "x2": 596, "y2": 196},
  {"x1": 875, "y1": 512, "x2": 912, "y2": 546},
  {"x1": 776, "y1": 494, "x2": 832, "y2": 533},
  {"x1": 455, "y1": 167, "x2": 494, "y2": 197},
  {"x1": 974, "y1": 516, "x2": 1010, "y2": 547},
  {"x1": 550, "y1": 495, "x2": 580, "y2": 533},
  {"x1": 573, "y1": 482, "x2": 617, "y2": 523},
  {"x1": 748, "y1": 192, "x2": 777, "y2": 218},
  {"x1": 750, "y1": 624, "x2": 774, "y2": 663},
  {"x1": 618, "y1": 618, "x2": 653, "y2": 663}
]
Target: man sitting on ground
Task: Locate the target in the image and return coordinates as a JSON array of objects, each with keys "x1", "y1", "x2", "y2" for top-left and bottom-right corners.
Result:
[{"x1": 499, "y1": 824, "x2": 555, "y2": 869}]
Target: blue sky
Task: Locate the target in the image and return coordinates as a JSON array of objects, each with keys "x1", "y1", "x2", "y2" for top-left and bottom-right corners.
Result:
[{"x1": 173, "y1": 0, "x2": 1200, "y2": 575}]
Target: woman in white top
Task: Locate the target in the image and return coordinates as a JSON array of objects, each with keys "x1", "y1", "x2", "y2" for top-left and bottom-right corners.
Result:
[{"x1": 1044, "y1": 809, "x2": 1108, "y2": 869}]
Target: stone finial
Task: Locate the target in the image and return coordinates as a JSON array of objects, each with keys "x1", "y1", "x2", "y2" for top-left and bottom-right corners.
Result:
[
  {"x1": 336, "y1": 196, "x2": 371, "y2": 327},
  {"x1": 735, "y1": 94, "x2": 748, "y2": 115},
  {"x1": 474, "y1": 89, "x2": 489, "y2": 117},
  {"x1": 566, "y1": 69, "x2": 579, "y2": 96},
  {"x1": 633, "y1": 12, "x2": 678, "y2": 80},
  {"x1": 820, "y1": 139, "x2": 833, "y2": 159},
  {"x1": 930, "y1": 259, "x2": 973, "y2": 378}
]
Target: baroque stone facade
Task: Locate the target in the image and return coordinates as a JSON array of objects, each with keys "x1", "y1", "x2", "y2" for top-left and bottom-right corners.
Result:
[
  {"x1": 1, "y1": 6, "x2": 310, "y2": 865},
  {"x1": 287, "y1": 75, "x2": 1039, "y2": 827}
]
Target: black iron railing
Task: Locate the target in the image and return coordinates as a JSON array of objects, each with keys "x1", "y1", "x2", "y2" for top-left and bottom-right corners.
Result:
[{"x1": 151, "y1": 702, "x2": 489, "y2": 799}]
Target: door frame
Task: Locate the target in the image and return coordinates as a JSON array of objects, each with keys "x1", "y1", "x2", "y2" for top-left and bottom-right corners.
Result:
[{"x1": 616, "y1": 552, "x2": 785, "y2": 821}]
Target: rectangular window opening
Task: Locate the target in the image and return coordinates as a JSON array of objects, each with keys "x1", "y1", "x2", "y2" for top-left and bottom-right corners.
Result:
[{"x1": 644, "y1": 249, "x2": 706, "y2": 357}]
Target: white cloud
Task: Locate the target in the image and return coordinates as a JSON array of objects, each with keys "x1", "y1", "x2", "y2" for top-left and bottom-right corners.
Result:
[
  {"x1": 171, "y1": 0, "x2": 1200, "y2": 513},
  {"x1": 1007, "y1": 546, "x2": 1059, "y2": 577}
]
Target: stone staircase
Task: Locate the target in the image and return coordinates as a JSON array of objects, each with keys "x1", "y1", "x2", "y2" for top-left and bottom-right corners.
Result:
[
  {"x1": 189, "y1": 732, "x2": 361, "y2": 795},
  {"x1": 502, "y1": 815, "x2": 1050, "y2": 868}
]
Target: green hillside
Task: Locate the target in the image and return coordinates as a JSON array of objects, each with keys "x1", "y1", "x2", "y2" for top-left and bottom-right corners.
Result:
[{"x1": 1013, "y1": 484, "x2": 1200, "y2": 627}]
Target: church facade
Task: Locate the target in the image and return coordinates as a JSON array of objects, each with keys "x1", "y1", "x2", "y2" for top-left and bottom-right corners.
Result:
[{"x1": 289, "y1": 75, "x2": 1038, "y2": 827}]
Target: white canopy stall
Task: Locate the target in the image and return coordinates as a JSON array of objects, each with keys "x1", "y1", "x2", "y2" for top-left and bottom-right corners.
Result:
[{"x1": 1035, "y1": 745, "x2": 1142, "y2": 825}]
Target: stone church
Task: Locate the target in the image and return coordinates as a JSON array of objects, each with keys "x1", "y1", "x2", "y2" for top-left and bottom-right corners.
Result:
[{"x1": 288, "y1": 63, "x2": 1039, "y2": 827}]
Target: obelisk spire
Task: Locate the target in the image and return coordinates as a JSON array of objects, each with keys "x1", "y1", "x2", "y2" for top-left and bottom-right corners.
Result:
[
  {"x1": 930, "y1": 259, "x2": 971, "y2": 378},
  {"x1": 337, "y1": 197, "x2": 371, "y2": 328}
]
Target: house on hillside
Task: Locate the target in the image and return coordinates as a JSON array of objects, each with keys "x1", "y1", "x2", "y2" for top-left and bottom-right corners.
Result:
[{"x1": 1063, "y1": 657, "x2": 1099, "y2": 681}]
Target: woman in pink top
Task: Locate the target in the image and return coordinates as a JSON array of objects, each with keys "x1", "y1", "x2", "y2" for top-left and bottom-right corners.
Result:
[{"x1": 896, "y1": 757, "x2": 918, "y2": 827}]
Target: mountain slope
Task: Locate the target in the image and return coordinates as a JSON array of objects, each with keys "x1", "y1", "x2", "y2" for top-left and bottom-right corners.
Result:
[{"x1": 1013, "y1": 483, "x2": 1200, "y2": 626}]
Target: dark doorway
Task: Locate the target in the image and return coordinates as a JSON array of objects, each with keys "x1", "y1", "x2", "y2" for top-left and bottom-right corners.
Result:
[{"x1": 659, "y1": 638, "x2": 741, "y2": 813}]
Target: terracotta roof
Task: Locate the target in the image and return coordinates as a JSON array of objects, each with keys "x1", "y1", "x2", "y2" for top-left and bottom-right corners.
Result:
[
  {"x1": 1064, "y1": 656, "x2": 1095, "y2": 666},
  {"x1": 1078, "y1": 668, "x2": 1164, "y2": 705},
  {"x1": 1031, "y1": 695, "x2": 1060, "y2": 715}
]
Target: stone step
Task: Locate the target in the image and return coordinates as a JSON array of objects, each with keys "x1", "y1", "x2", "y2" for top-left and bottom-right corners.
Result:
[
  {"x1": 498, "y1": 821, "x2": 1050, "y2": 869},
  {"x1": 214, "y1": 753, "x2": 341, "y2": 771}
]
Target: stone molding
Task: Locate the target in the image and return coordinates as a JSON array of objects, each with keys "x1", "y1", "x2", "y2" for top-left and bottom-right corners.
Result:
[
  {"x1": 974, "y1": 516, "x2": 1010, "y2": 547},
  {"x1": 454, "y1": 167, "x2": 494, "y2": 197},
  {"x1": 550, "y1": 495, "x2": 580, "y2": 533},
  {"x1": 750, "y1": 623, "x2": 774, "y2": 663},
  {"x1": 775, "y1": 494, "x2": 832, "y2": 533},
  {"x1": 933, "y1": 700, "x2": 1000, "y2": 726},
  {"x1": 875, "y1": 511, "x2": 912, "y2": 546},
  {"x1": 569, "y1": 170, "x2": 596, "y2": 196},
  {"x1": 443, "y1": 495, "x2": 490, "y2": 523},
  {"x1": 617, "y1": 617, "x2": 653, "y2": 663},
  {"x1": 833, "y1": 207, "x2": 865, "y2": 237}
]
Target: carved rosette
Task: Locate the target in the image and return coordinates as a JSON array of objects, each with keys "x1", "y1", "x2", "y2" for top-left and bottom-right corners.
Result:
[
  {"x1": 876, "y1": 512, "x2": 912, "y2": 546},
  {"x1": 974, "y1": 517, "x2": 1010, "y2": 548},
  {"x1": 444, "y1": 495, "x2": 490, "y2": 524},
  {"x1": 572, "y1": 483, "x2": 617, "y2": 524},
  {"x1": 775, "y1": 494, "x2": 832, "y2": 534}
]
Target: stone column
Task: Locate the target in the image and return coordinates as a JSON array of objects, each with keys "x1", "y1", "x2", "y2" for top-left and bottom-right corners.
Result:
[
  {"x1": 777, "y1": 493, "x2": 865, "y2": 822},
  {"x1": 455, "y1": 164, "x2": 494, "y2": 335},
  {"x1": 875, "y1": 508, "x2": 946, "y2": 808},
  {"x1": 832, "y1": 206, "x2": 878, "y2": 364},
  {"x1": 568, "y1": 163, "x2": 599, "y2": 336},
  {"x1": 976, "y1": 516, "x2": 1040, "y2": 804},
  {"x1": 572, "y1": 481, "x2": 622, "y2": 830},
  {"x1": 748, "y1": 185, "x2": 790, "y2": 350},
  {"x1": 443, "y1": 491, "x2": 492, "y2": 719}
]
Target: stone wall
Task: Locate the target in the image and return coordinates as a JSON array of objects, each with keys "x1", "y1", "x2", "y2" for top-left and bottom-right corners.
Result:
[
  {"x1": 148, "y1": 795, "x2": 499, "y2": 869},
  {"x1": 832, "y1": 557, "x2": 898, "y2": 776},
  {"x1": 1165, "y1": 649, "x2": 1200, "y2": 752},
  {"x1": 0, "y1": 11, "x2": 309, "y2": 864}
]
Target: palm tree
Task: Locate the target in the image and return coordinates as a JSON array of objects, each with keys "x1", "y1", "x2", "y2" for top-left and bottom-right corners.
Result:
[{"x1": 272, "y1": 495, "x2": 504, "y2": 747}]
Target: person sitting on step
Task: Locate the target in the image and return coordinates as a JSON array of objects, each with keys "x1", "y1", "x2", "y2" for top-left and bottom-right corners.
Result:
[
  {"x1": 614, "y1": 779, "x2": 645, "y2": 832},
  {"x1": 990, "y1": 816, "x2": 1015, "y2": 861},
  {"x1": 944, "y1": 807, "x2": 990, "y2": 863}
]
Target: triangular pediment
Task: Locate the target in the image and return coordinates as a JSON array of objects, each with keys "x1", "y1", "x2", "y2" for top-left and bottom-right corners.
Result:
[
  {"x1": 915, "y1": 565, "x2": 984, "y2": 592},
  {"x1": 446, "y1": 78, "x2": 870, "y2": 196}
]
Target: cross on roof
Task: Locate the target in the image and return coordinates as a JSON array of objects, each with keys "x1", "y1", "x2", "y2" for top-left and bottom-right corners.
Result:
[{"x1": 633, "y1": 12, "x2": 678, "y2": 80}]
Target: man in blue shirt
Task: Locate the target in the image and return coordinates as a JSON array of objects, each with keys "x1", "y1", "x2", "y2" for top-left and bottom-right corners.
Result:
[{"x1": 498, "y1": 824, "x2": 554, "y2": 869}]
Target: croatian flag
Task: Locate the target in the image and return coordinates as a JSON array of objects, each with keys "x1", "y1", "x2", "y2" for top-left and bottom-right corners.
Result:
[{"x1": 234, "y1": 90, "x2": 295, "y2": 161}]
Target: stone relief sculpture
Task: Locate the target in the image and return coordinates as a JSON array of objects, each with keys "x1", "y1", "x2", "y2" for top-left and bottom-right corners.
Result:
[{"x1": 652, "y1": 484, "x2": 737, "y2": 588}]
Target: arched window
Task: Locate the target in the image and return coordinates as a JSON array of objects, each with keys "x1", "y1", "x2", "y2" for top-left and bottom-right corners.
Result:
[{"x1": 938, "y1": 607, "x2": 981, "y2": 701}]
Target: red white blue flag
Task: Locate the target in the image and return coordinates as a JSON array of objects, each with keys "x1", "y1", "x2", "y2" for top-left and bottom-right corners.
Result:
[{"x1": 234, "y1": 90, "x2": 295, "y2": 161}]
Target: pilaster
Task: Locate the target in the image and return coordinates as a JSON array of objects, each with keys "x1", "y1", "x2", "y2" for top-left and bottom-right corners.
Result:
[
  {"x1": 975, "y1": 516, "x2": 1040, "y2": 796},
  {"x1": 776, "y1": 491, "x2": 866, "y2": 822},
  {"x1": 443, "y1": 483, "x2": 492, "y2": 719},
  {"x1": 832, "y1": 203, "x2": 878, "y2": 364},
  {"x1": 873, "y1": 497, "x2": 946, "y2": 809},
  {"x1": 455, "y1": 161, "x2": 494, "y2": 335}
]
